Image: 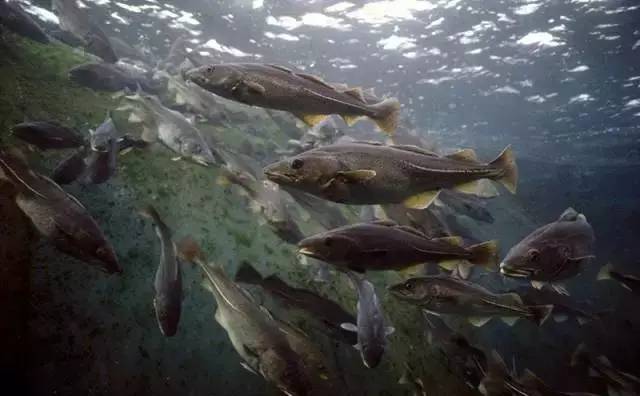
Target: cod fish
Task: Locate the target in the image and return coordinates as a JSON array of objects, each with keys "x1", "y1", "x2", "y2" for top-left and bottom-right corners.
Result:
[
  {"x1": 388, "y1": 276, "x2": 552, "y2": 327},
  {"x1": 235, "y1": 261, "x2": 357, "y2": 346},
  {"x1": 297, "y1": 221, "x2": 498, "y2": 274},
  {"x1": 0, "y1": 1, "x2": 49, "y2": 44},
  {"x1": 178, "y1": 239, "x2": 311, "y2": 396},
  {"x1": 157, "y1": 71, "x2": 228, "y2": 123},
  {"x1": 119, "y1": 90, "x2": 221, "y2": 166},
  {"x1": 69, "y1": 63, "x2": 156, "y2": 93},
  {"x1": 0, "y1": 149, "x2": 120, "y2": 273},
  {"x1": 139, "y1": 206, "x2": 182, "y2": 337},
  {"x1": 185, "y1": 63, "x2": 401, "y2": 135},
  {"x1": 264, "y1": 142, "x2": 517, "y2": 209},
  {"x1": 11, "y1": 121, "x2": 85, "y2": 150},
  {"x1": 597, "y1": 263, "x2": 640, "y2": 296},
  {"x1": 341, "y1": 272, "x2": 394, "y2": 368},
  {"x1": 480, "y1": 350, "x2": 598, "y2": 396},
  {"x1": 500, "y1": 208, "x2": 595, "y2": 294},
  {"x1": 509, "y1": 285, "x2": 596, "y2": 325},
  {"x1": 252, "y1": 181, "x2": 304, "y2": 245},
  {"x1": 572, "y1": 344, "x2": 640, "y2": 396}
]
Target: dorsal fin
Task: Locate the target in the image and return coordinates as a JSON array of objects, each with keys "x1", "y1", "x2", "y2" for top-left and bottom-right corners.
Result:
[
  {"x1": 267, "y1": 64, "x2": 293, "y2": 73},
  {"x1": 446, "y1": 149, "x2": 478, "y2": 162},
  {"x1": 296, "y1": 72, "x2": 336, "y2": 90},
  {"x1": 342, "y1": 87, "x2": 365, "y2": 102},
  {"x1": 390, "y1": 145, "x2": 440, "y2": 157},
  {"x1": 558, "y1": 207, "x2": 580, "y2": 222},
  {"x1": 332, "y1": 82, "x2": 348, "y2": 90}
]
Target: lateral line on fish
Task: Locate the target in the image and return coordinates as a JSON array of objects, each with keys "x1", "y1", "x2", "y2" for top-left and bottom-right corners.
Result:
[
  {"x1": 200, "y1": 264, "x2": 244, "y2": 314},
  {"x1": 478, "y1": 298, "x2": 529, "y2": 316}
]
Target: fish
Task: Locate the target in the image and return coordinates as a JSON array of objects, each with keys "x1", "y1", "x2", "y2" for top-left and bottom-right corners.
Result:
[
  {"x1": 0, "y1": 149, "x2": 121, "y2": 273},
  {"x1": 118, "y1": 90, "x2": 221, "y2": 166},
  {"x1": 235, "y1": 261, "x2": 357, "y2": 346},
  {"x1": 84, "y1": 26, "x2": 118, "y2": 63},
  {"x1": 185, "y1": 63, "x2": 401, "y2": 135},
  {"x1": 139, "y1": 206, "x2": 182, "y2": 337},
  {"x1": 281, "y1": 186, "x2": 349, "y2": 230},
  {"x1": 108, "y1": 36, "x2": 147, "y2": 63},
  {"x1": 252, "y1": 180, "x2": 304, "y2": 245},
  {"x1": 0, "y1": 0, "x2": 50, "y2": 44},
  {"x1": 509, "y1": 285, "x2": 597, "y2": 325},
  {"x1": 480, "y1": 350, "x2": 598, "y2": 396},
  {"x1": 80, "y1": 113, "x2": 119, "y2": 184},
  {"x1": 571, "y1": 344, "x2": 640, "y2": 396},
  {"x1": 436, "y1": 189, "x2": 495, "y2": 224},
  {"x1": 597, "y1": 263, "x2": 640, "y2": 295},
  {"x1": 340, "y1": 272, "x2": 394, "y2": 368},
  {"x1": 423, "y1": 312, "x2": 487, "y2": 389},
  {"x1": 263, "y1": 142, "x2": 517, "y2": 209},
  {"x1": 11, "y1": 121, "x2": 85, "y2": 150},
  {"x1": 158, "y1": 71, "x2": 229, "y2": 124},
  {"x1": 500, "y1": 207, "x2": 595, "y2": 294},
  {"x1": 69, "y1": 63, "x2": 155, "y2": 93},
  {"x1": 297, "y1": 221, "x2": 499, "y2": 274},
  {"x1": 388, "y1": 276, "x2": 552, "y2": 326},
  {"x1": 51, "y1": 147, "x2": 88, "y2": 185},
  {"x1": 177, "y1": 238, "x2": 312, "y2": 396}
]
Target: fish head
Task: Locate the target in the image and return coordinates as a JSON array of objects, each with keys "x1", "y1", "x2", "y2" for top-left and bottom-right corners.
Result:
[
  {"x1": 153, "y1": 294, "x2": 179, "y2": 336},
  {"x1": 260, "y1": 349, "x2": 311, "y2": 396},
  {"x1": 92, "y1": 241, "x2": 122, "y2": 274},
  {"x1": 500, "y1": 240, "x2": 557, "y2": 279},
  {"x1": 184, "y1": 64, "x2": 240, "y2": 94},
  {"x1": 388, "y1": 278, "x2": 432, "y2": 302},
  {"x1": 298, "y1": 231, "x2": 359, "y2": 264},
  {"x1": 263, "y1": 153, "x2": 342, "y2": 193}
]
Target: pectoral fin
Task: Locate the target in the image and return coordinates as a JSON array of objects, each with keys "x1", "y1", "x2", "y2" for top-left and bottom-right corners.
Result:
[
  {"x1": 454, "y1": 179, "x2": 499, "y2": 197},
  {"x1": 468, "y1": 316, "x2": 492, "y2": 327},
  {"x1": 340, "y1": 323, "x2": 358, "y2": 332},
  {"x1": 500, "y1": 317, "x2": 519, "y2": 327},
  {"x1": 337, "y1": 169, "x2": 377, "y2": 183},
  {"x1": 403, "y1": 190, "x2": 440, "y2": 209}
]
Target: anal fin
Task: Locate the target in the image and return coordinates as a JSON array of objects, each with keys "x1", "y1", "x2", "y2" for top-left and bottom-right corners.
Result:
[
  {"x1": 403, "y1": 190, "x2": 440, "y2": 209},
  {"x1": 294, "y1": 113, "x2": 329, "y2": 127}
]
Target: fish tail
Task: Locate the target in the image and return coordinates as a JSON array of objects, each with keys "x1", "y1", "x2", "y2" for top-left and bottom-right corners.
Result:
[
  {"x1": 489, "y1": 145, "x2": 518, "y2": 194},
  {"x1": 528, "y1": 304, "x2": 553, "y2": 326},
  {"x1": 468, "y1": 240, "x2": 499, "y2": 270},
  {"x1": 369, "y1": 97, "x2": 401, "y2": 136},
  {"x1": 234, "y1": 261, "x2": 264, "y2": 285}
]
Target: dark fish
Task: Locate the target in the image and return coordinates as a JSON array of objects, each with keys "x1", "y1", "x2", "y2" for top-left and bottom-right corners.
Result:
[
  {"x1": 571, "y1": 344, "x2": 640, "y2": 396},
  {"x1": 51, "y1": 147, "x2": 87, "y2": 185},
  {"x1": 264, "y1": 142, "x2": 517, "y2": 209},
  {"x1": 185, "y1": 63, "x2": 401, "y2": 135},
  {"x1": 80, "y1": 114, "x2": 119, "y2": 184},
  {"x1": 84, "y1": 25, "x2": 118, "y2": 63},
  {"x1": 0, "y1": 0, "x2": 49, "y2": 44},
  {"x1": 117, "y1": 135, "x2": 149, "y2": 152},
  {"x1": 297, "y1": 221, "x2": 498, "y2": 274},
  {"x1": 108, "y1": 36, "x2": 146, "y2": 62},
  {"x1": 340, "y1": 273, "x2": 394, "y2": 368},
  {"x1": 388, "y1": 276, "x2": 552, "y2": 327},
  {"x1": 510, "y1": 285, "x2": 596, "y2": 325},
  {"x1": 179, "y1": 239, "x2": 311, "y2": 396},
  {"x1": 235, "y1": 261, "x2": 357, "y2": 345},
  {"x1": 47, "y1": 28, "x2": 85, "y2": 47},
  {"x1": 11, "y1": 121, "x2": 85, "y2": 150},
  {"x1": 0, "y1": 149, "x2": 120, "y2": 273},
  {"x1": 140, "y1": 206, "x2": 182, "y2": 337},
  {"x1": 69, "y1": 63, "x2": 154, "y2": 92},
  {"x1": 500, "y1": 208, "x2": 595, "y2": 293},
  {"x1": 597, "y1": 263, "x2": 640, "y2": 295}
]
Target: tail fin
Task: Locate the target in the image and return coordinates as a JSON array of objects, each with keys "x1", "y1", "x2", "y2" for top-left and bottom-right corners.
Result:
[
  {"x1": 597, "y1": 262, "x2": 613, "y2": 281},
  {"x1": 528, "y1": 304, "x2": 553, "y2": 326},
  {"x1": 468, "y1": 240, "x2": 499, "y2": 270},
  {"x1": 370, "y1": 97, "x2": 401, "y2": 136},
  {"x1": 489, "y1": 145, "x2": 518, "y2": 194},
  {"x1": 177, "y1": 236, "x2": 204, "y2": 264},
  {"x1": 235, "y1": 261, "x2": 264, "y2": 285}
]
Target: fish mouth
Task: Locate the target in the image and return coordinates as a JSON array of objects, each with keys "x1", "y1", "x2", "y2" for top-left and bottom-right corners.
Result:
[
  {"x1": 297, "y1": 246, "x2": 320, "y2": 258},
  {"x1": 499, "y1": 262, "x2": 534, "y2": 278},
  {"x1": 263, "y1": 169, "x2": 297, "y2": 184}
]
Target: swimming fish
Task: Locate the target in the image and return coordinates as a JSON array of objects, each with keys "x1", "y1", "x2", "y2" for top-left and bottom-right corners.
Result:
[
  {"x1": 11, "y1": 121, "x2": 85, "y2": 150},
  {"x1": 571, "y1": 343, "x2": 640, "y2": 396},
  {"x1": 297, "y1": 221, "x2": 498, "y2": 274},
  {"x1": 139, "y1": 205, "x2": 182, "y2": 337},
  {"x1": 597, "y1": 262, "x2": 640, "y2": 296},
  {"x1": 388, "y1": 276, "x2": 552, "y2": 327},
  {"x1": 0, "y1": 0, "x2": 49, "y2": 44},
  {"x1": 0, "y1": 149, "x2": 120, "y2": 273},
  {"x1": 500, "y1": 207, "x2": 595, "y2": 294},
  {"x1": 69, "y1": 63, "x2": 155, "y2": 93},
  {"x1": 264, "y1": 142, "x2": 517, "y2": 209},
  {"x1": 185, "y1": 63, "x2": 401, "y2": 135}
]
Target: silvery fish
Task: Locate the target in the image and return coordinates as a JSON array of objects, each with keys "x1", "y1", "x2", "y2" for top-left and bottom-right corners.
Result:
[
  {"x1": 340, "y1": 272, "x2": 394, "y2": 368},
  {"x1": 140, "y1": 205, "x2": 182, "y2": 337},
  {"x1": 500, "y1": 207, "x2": 595, "y2": 294},
  {"x1": 185, "y1": 63, "x2": 401, "y2": 135},
  {"x1": 264, "y1": 142, "x2": 517, "y2": 209},
  {"x1": 388, "y1": 276, "x2": 552, "y2": 327},
  {"x1": 0, "y1": 149, "x2": 120, "y2": 274}
]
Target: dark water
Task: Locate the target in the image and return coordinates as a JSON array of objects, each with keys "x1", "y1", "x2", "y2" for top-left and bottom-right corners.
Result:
[{"x1": 1, "y1": 1, "x2": 639, "y2": 395}]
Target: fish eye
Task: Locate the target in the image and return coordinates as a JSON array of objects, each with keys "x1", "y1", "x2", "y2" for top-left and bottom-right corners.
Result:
[
  {"x1": 207, "y1": 66, "x2": 215, "y2": 73},
  {"x1": 404, "y1": 281, "x2": 414, "y2": 290},
  {"x1": 291, "y1": 158, "x2": 304, "y2": 170},
  {"x1": 528, "y1": 249, "x2": 540, "y2": 262},
  {"x1": 323, "y1": 237, "x2": 333, "y2": 247}
]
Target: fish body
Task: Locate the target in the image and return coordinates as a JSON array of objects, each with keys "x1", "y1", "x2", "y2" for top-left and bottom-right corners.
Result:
[
  {"x1": 140, "y1": 206, "x2": 182, "y2": 337},
  {"x1": 235, "y1": 262, "x2": 357, "y2": 345},
  {"x1": 119, "y1": 91, "x2": 220, "y2": 166},
  {"x1": 0, "y1": 150, "x2": 120, "y2": 273},
  {"x1": 388, "y1": 276, "x2": 551, "y2": 326},
  {"x1": 264, "y1": 142, "x2": 517, "y2": 208},
  {"x1": 51, "y1": 147, "x2": 88, "y2": 184},
  {"x1": 597, "y1": 263, "x2": 640, "y2": 295},
  {"x1": 11, "y1": 121, "x2": 85, "y2": 150},
  {"x1": 69, "y1": 63, "x2": 152, "y2": 92},
  {"x1": 341, "y1": 273, "x2": 394, "y2": 368},
  {"x1": 572, "y1": 344, "x2": 640, "y2": 396},
  {"x1": 180, "y1": 242, "x2": 311, "y2": 396},
  {"x1": 297, "y1": 221, "x2": 498, "y2": 273},
  {"x1": 282, "y1": 186, "x2": 349, "y2": 230},
  {"x1": 81, "y1": 114, "x2": 119, "y2": 184},
  {"x1": 185, "y1": 63, "x2": 401, "y2": 134},
  {"x1": 255, "y1": 181, "x2": 304, "y2": 244},
  {"x1": 0, "y1": 1, "x2": 49, "y2": 44},
  {"x1": 500, "y1": 208, "x2": 595, "y2": 285},
  {"x1": 160, "y1": 71, "x2": 228, "y2": 123},
  {"x1": 510, "y1": 286, "x2": 596, "y2": 325}
]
